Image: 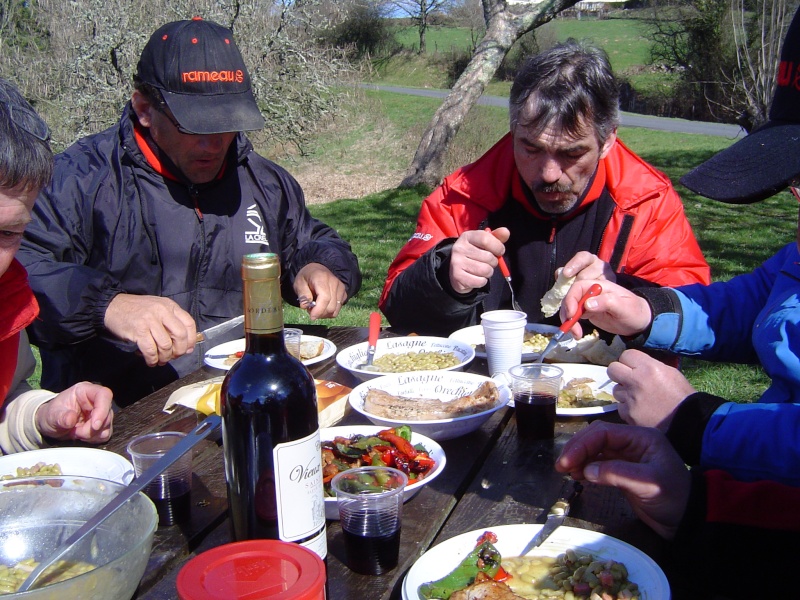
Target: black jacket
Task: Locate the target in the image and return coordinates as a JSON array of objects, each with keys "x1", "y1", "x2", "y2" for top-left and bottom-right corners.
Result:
[{"x1": 18, "y1": 104, "x2": 361, "y2": 404}]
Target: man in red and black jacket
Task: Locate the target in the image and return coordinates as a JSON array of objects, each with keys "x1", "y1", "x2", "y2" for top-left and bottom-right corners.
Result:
[{"x1": 380, "y1": 40, "x2": 709, "y2": 336}]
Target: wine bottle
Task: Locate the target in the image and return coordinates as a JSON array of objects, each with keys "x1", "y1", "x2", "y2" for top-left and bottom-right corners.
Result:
[{"x1": 220, "y1": 253, "x2": 326, "y2": 559}]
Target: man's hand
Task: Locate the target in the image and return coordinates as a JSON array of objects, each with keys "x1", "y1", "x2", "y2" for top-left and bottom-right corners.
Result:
[
  {"x1": 294, "y1": 263, "x2": 347, "y2": 319},
  {"x1": 560, "y1": 279, "x2": 652, "y2": 340},
  {"x1": 104, "y1": 294, "x2": 196, "y2": 366},
  {"x1": 556, "y1": 421, "x2": 691, "y2": 540},
  {"x1": 560, "y1": 251, "x2": 617, "y2": 283},
  {"x1": 449, "y1": 227, "x2": 509, "y2": 294},
  {"x1": 610, "y1": 349, "x2": 696, "y2": 430},
  {"x1": 36, "y1": 382, "x2": 114, "y2": 443}
]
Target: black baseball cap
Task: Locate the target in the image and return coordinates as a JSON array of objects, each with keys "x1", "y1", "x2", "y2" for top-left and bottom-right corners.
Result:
[
  {"x1": 136, "y1": 17, "x2": 265, "y2": 135},
  {"x1": 680, "y1": 6, "x2": 800, "y2": 204}
]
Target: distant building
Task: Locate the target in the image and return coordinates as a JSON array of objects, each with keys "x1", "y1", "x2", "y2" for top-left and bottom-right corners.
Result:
[{"x1": 572, "y1": 0, "x2": 630, "y2": 13}]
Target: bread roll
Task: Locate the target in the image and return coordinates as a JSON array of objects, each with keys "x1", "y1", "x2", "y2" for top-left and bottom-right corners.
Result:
[{"x1": 540, "y1": 270, "x2": 576, "y2": 317}]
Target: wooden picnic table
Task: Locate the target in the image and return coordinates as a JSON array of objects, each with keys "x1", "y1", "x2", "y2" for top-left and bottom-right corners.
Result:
[{"x1": 97, "y1": 324, "x2": 681, "y2": 599}]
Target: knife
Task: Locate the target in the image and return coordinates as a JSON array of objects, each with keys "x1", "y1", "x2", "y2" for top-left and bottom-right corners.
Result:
[
  {"x1": 520, "y1": 480, "x2": 583, "y2": 555},
  {"x1": 196, "y1": 315, "x2": 244, "y2": 344}
]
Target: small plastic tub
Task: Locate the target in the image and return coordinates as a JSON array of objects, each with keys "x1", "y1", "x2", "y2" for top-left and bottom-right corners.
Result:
[{"x1": 177, "y1": 539, "x2": 326, "y2": 600}]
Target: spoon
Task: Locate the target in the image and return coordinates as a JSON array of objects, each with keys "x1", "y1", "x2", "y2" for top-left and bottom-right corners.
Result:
[
  {"x1": 354, "y1": 311, "x2": 382, "y2": 371},
  {"x1": 537, "y1": 283, "x2": 603, "y2": 363},
  {"x1": 17, "y1": 415, "x2": 222, "y2": 592}
]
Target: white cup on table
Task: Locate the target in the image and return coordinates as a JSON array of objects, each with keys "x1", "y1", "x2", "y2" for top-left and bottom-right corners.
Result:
[{"x1": 481, "y1": 309, "x2": 527, "y2": 377}]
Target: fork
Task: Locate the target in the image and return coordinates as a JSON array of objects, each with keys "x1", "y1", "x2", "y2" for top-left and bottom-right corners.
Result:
[{"x1": 486, "y1": 228, "x2": 522, "y2": 312}]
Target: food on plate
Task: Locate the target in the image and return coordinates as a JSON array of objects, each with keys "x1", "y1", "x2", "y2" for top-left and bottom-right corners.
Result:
[
  {"x1": 321, "y1": 426, "x2": 436, "y2": 496},
  {"x1": 300, "y1": 338, "x2": 325, "y2": 360},
  {"x1": 540, "y1": 271, "x2": 576, "y2": 318},
  {"x1": 173, "y1": 379, "x2": 351, "y2": 426},
  {"x1": 364, "y1": 381, "x2": 500, "y2": 420},
  {"x1": 419, "y1": 531, "x2": 508, "y2": 599},
  {"x1": 558, "y1": 378, "x2": 615, "y2": 409},
  {"x1": 0, "y1": 462, "x2": 62, "y2": 480},
  {"x1": 502, "y1": 549, "x2": 640, "y2": 599},
  {"x1": 419, "y1": 531, "x2": 641, "y2": 600},
  {"x1": 222, "y1": 338, "x2": 326, "y2": 366},
  {"x1": 545, "y1": 331, "x2": 625, "y2": 366},
  {"x1": 475, "y1": 331, "x2": 553, "y2": 356},
  {"x1": 371, "y1": 351, "x2": 461, "y2": 373},
  {"x1": 0, "y1": 558, "x2": 96, "y2": 593}
]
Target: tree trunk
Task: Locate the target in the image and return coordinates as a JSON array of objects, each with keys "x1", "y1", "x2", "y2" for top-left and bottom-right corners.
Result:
[{"x1": 400, "y1": 0, "x2": 580, "y2": 188}]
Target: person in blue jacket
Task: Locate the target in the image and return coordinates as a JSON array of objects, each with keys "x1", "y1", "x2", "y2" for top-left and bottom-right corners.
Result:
[{"x1": 558, "y1": 5, "x2": 800, "y2": 486}]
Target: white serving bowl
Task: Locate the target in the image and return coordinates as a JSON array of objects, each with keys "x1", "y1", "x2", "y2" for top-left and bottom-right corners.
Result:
[
  {"x1": 0, "y1": 447, "x2": 135, "y2": 485},
  {"x1": 336, "y1": 336, "x2": 475, "y2": 382},
  {"x1": 321, "y1": 425, "x2": 446, "y2": 520},
  {"x1": 348, "y1": 371, "x2": 511, "y2": 441}
]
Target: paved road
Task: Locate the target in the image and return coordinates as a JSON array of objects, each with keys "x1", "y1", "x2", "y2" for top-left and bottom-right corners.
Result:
[{"x1": 360, "y1": 83, "x2": 745, "y2": 139}]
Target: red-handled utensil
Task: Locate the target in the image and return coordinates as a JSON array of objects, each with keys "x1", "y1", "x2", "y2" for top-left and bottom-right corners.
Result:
[
  {"x1": 486, "y1": 228, "x2": 522, "y2": 312},
  {"x1": 536, "y1": 283, "x2": 603, "y2": 363},
  {"x1": 355, "y1": 311, "x2": 382, "y2": 371}
]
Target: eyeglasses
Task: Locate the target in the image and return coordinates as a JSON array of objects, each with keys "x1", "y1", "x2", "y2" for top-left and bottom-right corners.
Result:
[
  {"x1": 154, "y1": 103, "x2": 195, "y2": 135},
  {"x1": 0, "y1": 86, "x2": 50, "y2": 142}
]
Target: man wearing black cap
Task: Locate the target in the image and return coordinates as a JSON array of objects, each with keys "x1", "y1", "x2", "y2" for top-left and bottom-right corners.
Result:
[
  {"x1": 17, "y1": 18, "x2": 362, "y2": 405},
  {"x1": 558, "y1": 6, "x2": 800, "y2": 488}
]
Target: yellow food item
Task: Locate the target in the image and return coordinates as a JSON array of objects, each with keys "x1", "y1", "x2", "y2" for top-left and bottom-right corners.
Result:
[
  {"x1": 0, "y1": 558, "x2": 96, "y2": 594},
  {"x1": 371, "y1": 351, "x2": 461, "y2": 373},
  {"x1": 557, "y1": 377, "x2": 615, "y2": 409},
  {"x1": 1, "y1": 462, "x2": 62, "y2": 480}
]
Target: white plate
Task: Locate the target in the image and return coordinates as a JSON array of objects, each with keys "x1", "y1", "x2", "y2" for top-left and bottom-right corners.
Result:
[
  {"x1": 551, "y1": 363, "x2": 618, "y2": 416},
  {"x1": 204, "y1": 335, "x2": 336, "y2": 370},
  {"x1": 349, "y1": 371, "x2": 511, "y2": 441},
  {"x1": 402, "y1": 524, "x2": 669, "y2": 600},
  {"x1": 0, "y1": 447, "x2": 134, "y2": 485},
  {"x1": 321, "y1": 425, "x2": 446, "y2": 520},
  {"x1": 449, "y1": 324, "x2": 573, "y2": 360}
]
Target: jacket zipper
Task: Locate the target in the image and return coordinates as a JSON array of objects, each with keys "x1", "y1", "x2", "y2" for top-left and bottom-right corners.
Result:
[
  {"x1": 189, "y1": 184, "x2": 204, "y2": 324},
  {"x1": 548, "y1": 217, "x2": 558, "y2": 275}
]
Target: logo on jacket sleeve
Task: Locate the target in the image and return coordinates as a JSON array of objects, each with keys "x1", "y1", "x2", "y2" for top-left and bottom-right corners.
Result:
[{"x1": 245, "y1": 204, "x2": 268, "y2": 244}]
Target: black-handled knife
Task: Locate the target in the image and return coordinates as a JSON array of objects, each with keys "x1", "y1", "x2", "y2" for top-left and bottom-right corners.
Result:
[{"x1": 520, "y1": 479, "x2": 583, "y2": 555}]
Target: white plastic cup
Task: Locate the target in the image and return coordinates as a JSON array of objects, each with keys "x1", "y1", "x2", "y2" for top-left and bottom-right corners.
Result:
[
  {"x1": 481, "y1": 309, "x2": 528, "y2": 377},
  {"x1": 284, "y1": 327, "x2": 302, "y2": 359},
  {"x1": 331, "y1": 466, "x2": 407, "y2": 575},
  {"x1": 127, "y1": 431, "x2": 192, "y2": 526}
]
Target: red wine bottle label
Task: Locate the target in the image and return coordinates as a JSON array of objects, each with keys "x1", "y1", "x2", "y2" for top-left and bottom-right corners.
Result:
[{"x1": 273, "y1": 429, "x2": 327, "y2": 557}]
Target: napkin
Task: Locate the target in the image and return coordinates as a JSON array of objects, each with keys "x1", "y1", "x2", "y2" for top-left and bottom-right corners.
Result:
[{"x1": 163, "y1": 378, "x2": 352, "y2": 427}]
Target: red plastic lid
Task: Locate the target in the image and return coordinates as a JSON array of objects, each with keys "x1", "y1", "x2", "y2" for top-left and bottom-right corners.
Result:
[{"x1": 176, "y1": 540, "x2": 326, "y2": 600}]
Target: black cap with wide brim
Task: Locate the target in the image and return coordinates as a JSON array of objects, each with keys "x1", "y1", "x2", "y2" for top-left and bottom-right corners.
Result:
[
  {"x1": 679, "y1": 6, "x2": 800, "y2": 204},
  {"x1": 162, "y1": 88, "x2": 266, "y2": 135},
  {"x1": 679, "y1": 121, "x2": 800, "y2": 204}
]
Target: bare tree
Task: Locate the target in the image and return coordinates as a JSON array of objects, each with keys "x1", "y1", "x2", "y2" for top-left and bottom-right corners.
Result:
[
  {"x1": 401, "y1": 0, "x2": 580, "y2": 188},
  {"x1": 727, "y1": 0, "x2": 794, "y2": 130},
  {"x1": 389, "y1": 0, "x2": 455, "y2": 53},
  {"x1": 2, "y1": 0, "x2": 355, "y2": 153}
]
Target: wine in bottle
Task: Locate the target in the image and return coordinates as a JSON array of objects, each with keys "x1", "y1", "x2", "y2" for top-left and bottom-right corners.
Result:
[{"x1": 220, "y1": 253, "x2": 326, "y2": 559}]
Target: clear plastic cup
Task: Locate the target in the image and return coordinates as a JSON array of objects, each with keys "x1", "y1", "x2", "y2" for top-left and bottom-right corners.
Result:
[
  {"x1": 127, "y1": 431, "x2": 192, "y2": 526},
  {"x1": 481, "y1": 309, "x2": 528, "y2": 377},
  {"x1": 284, "y1": 327, "x2": 302, "y2": 359},
  {"x1": 331, "y1": 466, "x2": 407, "y2": 575},
  {"x1": 508, "y1": 363, "x2": 564, "y2": 441}
]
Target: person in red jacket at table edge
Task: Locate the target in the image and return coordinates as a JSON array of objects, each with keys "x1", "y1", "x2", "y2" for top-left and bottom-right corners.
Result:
[{"x1": 380, "y1": 39, "x2": 709, "y2": 338}]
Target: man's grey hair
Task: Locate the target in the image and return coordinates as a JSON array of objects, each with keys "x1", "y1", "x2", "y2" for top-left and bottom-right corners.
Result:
[
  {"x1": 0, "y1": 78, "x2": 52, "y2": 191},
  {"x1": 509, "y1": 39, "x2": 620, "y2": 145}
]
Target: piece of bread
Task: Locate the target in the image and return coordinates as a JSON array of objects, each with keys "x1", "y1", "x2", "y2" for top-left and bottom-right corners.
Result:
[
  {"x1": 316, "y1": 379, "x2": 352, "y2": 427},
  {"x1": 580, "y1": 334, "x2": 626, "y2": 366},
  {"x1": 300, "y1": 339, "x2": 325, "y2": 360},
  {"x1": 540, "y1": 270, "x2": 576, "y2": 317},
  {"x1": 545, "y1": 330, "x2": 600, "y2": 363},
  {"x1": 364, "y1": 382, "x2": 499, "y2": 421}
]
